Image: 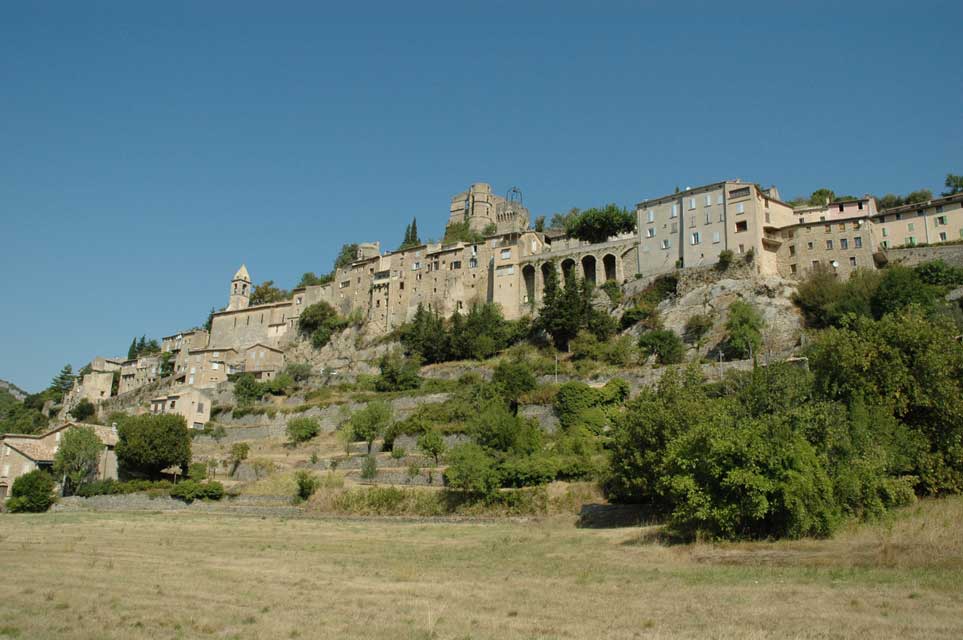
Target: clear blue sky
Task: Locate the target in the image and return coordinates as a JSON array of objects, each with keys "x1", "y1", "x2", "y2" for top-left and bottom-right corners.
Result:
[{"x1": 2, "y1": 1, "x2": 961, "y2": 392}]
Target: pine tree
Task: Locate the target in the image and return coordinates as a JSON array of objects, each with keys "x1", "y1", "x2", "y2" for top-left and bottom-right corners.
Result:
[
  {"x1": 51, "y1": 364, "x2": 75, "y2": 394},
  {"x1": 127, "y1": 337, "x2": 137, "y2": 360},
  {"x1": 136, "y1": 335, "x2": 147, "y2": 356},
  {"x1": 402, "y1": 223, "x2": 412, "y2": 247},
  {"x1": 410, "y1": 217, "x2": 420, "y2": 245}
]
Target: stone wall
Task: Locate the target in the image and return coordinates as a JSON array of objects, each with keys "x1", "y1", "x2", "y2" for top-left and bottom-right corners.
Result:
[{"x1": 883, "y1": 244, "x2": 963, "y2": 268}]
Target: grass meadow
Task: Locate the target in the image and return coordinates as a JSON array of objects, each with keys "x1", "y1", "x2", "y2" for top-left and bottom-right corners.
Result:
[{"x1": 0, "y1": 497, "x2": 961, "y2": 639}]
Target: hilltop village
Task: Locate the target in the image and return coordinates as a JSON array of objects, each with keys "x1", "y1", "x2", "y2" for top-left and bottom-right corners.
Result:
[{"x1": 46, "y1": 179, "x2": 963, "y2": 431}]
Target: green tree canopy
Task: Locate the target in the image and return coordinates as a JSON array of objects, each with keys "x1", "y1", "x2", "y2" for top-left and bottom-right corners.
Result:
[
  {"x1": 564, "y1": 204, "x2": 635, "y2": 243},
  {"x1": 115, "y1": 414, "x2": 191, "y2": 479},
  {"x1": 333, "y1": 243, "x2": 360, "y2": 271},
  {"x1": 350, "y1": 400, "x2": 393, "y2": 454},
  {"x1": 943, "y1": 173, "x2": 963, "y2": 196},
  {"x1": 53, "y1": 426, "x2": 103, "y2": 495},
  {"x1": 249, "y1": 280, "x2": 288, "y2": 306}
]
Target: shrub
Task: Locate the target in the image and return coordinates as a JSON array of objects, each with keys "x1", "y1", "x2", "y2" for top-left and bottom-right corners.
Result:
[
  {"x1": 375, "y1": 350, "x2": 421, "y2": 392},
  {"x1": 170, "y1": 480, "x2": 225, "y2": 503},
  {"x1": 599, "y1": 280, "x2": 622, "y2": 305},
  {"x1": 491, "y1": 359, "x2": 537, "y2": 410},
  {"x1": 294, "y1": 470, "x2": 320, "y2": 503},
  {"x1": 683, "y1": 314, "x2": 713, "y2": 344},
  {"x1": 499, "y1": 455, "x2": 558, "y2": 488},
  {"x1": 286, "y1": 417, "x2": 320, "y2": 444},
  {"x1": 360, "y1": 455, "x2": 378, "y2": 480},
  {"x1": 233, "y1": 374, "x2": 262, "y2": 406},
  {"x1": 70, "y1": 398, "x2": 96, "y2": 422},
  {"x1": 870, "y1": 265, "x2": 939, "y2": 319},
  {"x1": 417, "y1": 428, "x2": 446, "y2": 464},
  {"x1": 390, "y1": 447, "x2": 406, "y2": 460},
  {"x1": 619, "y1": 303, "x2": 661, "y2": 331},
  {"x1": 350, "y1": 401, "x2": 393, "y2": 454},
  {"x1": 116, "y1": 414, "x2": 191, "y2": 479},
  {"x1": 229, "y1": 442, "x2": 250, "y2": 473},
  {"x1": 716, "y1": 249, "x2": 734, "y2": 271},
  {"x1": 467, "y1": 403, "x2": 541, "y2": 455},
  {"x1": 284, "y1": 363, "x2": 312, "y2": 382},
  {"x1": 638, "y1": 329, "x2": 685, "y2": 365},
  {"x1": 443, "y1": 444, "x2": 501, "y2": 497},
  {"x1": 723, "y1": 300, "x2": 762, "y2": 360},
  {"x1": 188, "y1": 462, "x2": 208, "y2": 481},
  {"x1": 298, "y1": 302, "x2": 348, "y2": 349},
  {"x1": 7, "y1": 470, "x2": 55, "y2": 512}
]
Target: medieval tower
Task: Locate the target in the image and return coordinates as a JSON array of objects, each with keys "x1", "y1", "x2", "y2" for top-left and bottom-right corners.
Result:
[{"x1": 228, "y1": 264, "x2": 251, "y2": 311}]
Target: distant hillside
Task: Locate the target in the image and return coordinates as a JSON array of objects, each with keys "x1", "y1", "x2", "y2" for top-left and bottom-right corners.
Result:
[{"x1": 0, "y1": 379, "x2": 28, "y2": 402}]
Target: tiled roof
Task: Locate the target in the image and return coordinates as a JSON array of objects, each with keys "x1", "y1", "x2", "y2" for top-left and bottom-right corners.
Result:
[{"x1": 5, "y1": 438, "x2": 56, "y2": 462}]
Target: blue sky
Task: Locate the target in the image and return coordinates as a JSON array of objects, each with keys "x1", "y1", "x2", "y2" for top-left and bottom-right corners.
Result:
[{"x1": 1, "y1": 1, "x2": 961, "y2": 392}]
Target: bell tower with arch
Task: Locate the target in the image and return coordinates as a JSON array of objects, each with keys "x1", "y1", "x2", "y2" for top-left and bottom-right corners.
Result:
[{"x1": 228, "y1": 264, "x2": 251, "y2": 311}]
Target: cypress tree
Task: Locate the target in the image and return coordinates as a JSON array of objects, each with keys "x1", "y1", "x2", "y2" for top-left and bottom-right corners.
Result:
[
  {"x1": 410, "y1": 217, "x2": 420, "y2": 244},
  {"x1": 127, "y1": 337, "x2": 137, "y2": 359}
]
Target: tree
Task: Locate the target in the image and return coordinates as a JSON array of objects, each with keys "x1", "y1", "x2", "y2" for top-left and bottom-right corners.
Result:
[
  {"x1": 724, "y1": 300, "x2": 763, "y2": 360},
  {"x1": 904, "y1": 189, "x2": 933, "y2": 205},
  {"x1": 51, "y1": 364, "x2": 75, "y2": 396},
  {"x1": 549, "y1": 208, "x2": 580, "y2": 230},
  {"x1": 127, "y1": 337, "x2": 138, "y2": 360},
  {"x1": 249, "y1": 280, "x2": 288, "y2": 306},
  {"x1": 287, "y1": 417, "x2": 320, "y2": 444},
  {"x1": 809, "y1": 189, "x2": 835, "y2": 207},
  {"x1": 443, "y1": 443, "x2": 500, "y2": 497},
  {"x1": 350, "y1": 401, "x2": 392, "y2": 454},
  {"x1": 333, "y1": 243, "x2": 359, "y2": 271},
  {"x1": 564, "y1": 204, "x2": 635, "y2": 243},
  {"x1": 159, "y1": 352, "x2": 175, "y2": 377},
  {"x1": 399, "y1": 304, "x2": 450, "y2": 364},
  {"x1": 943, "y1": 173, "x2": 963, "y2": 196},
  {"x1": 115, "y1": 414, "x2": 191, "y2": 479},
  {"x1": 53, "y1": 426, "x2": 103, "y2": 495},
  {"x1": 298, "y1": 301, "x2": 347, "y2": 349},
  {"x1": 876, "y1": 193, "x2": 903, "y2": 210},
  {"x1": 533, "y1": 215, "x2": 546, "y2": 232},
  {"x1": 203, "y1": 307, "x2": 215, "y2": 332},
  {"x1": 7, "y1": 470, "x2": 55, "y2": 512},
  {"x1": 233, "y1": 373, "x2": 262, "y2": 406},
  {"x1": 491, "y1": 359, "x2": 537, "y2": 413},
  {"x1": 537, "y1": 268, "x2": 612, "y2": 350},
  {"x1": 297, "y1": 271, "x2": 332, "y2": 288},
  {"x1": 870, "y1": 265, "x2": 938, "y2": 319},
  {"x1": 638, "y1": 329, "x2": 685, "y2": 365},
  {"x1": 70, "y1": 398, "x2": 96, "y2": 422},
  {"x1": 417, "y1": 428, "x2": 446, "y2": 465},
  {"x1": 229, "y1": 442, "x2": 250, "y2": 474},
  {"x1": 375, "y1": 350, "x2": 421, "y2": 392}
]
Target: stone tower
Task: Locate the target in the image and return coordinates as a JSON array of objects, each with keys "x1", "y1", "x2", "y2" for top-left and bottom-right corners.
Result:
[
  {"x1": 448, "y1": 183, "x2": 530, "y2": 236},
  {"x1": 228, "y1": 264, "x2": 251, "y2": 311}
]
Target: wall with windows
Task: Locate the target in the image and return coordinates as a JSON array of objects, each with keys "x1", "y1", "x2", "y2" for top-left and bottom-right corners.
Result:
[
  {"x1": 777, "y1": 217, "x2": 875, "y2": 279},
  {"x1": 873, "y1": 194, "x2": 963, "y2": 249}
]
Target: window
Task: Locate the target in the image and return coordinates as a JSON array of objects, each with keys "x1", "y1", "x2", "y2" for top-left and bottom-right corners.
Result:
[
  {"x1": 705, "y1": 211, "x2": 711, "y2": 225},
  {"x1": 839, "y1": 238, "x2": 848, "y2": 249},
  {"x1": 340, "y1": 280, "x2": 351, "y2": 288},
  {"x1": 646, "y1": 227, "x2": 656, "y2": 238},
  {"x1": 936, "y1": 215, "x2": 948, "y2": 225},
  {"x1": 895, "y1": 213, "x2": 902, "y2": 220},
  {"x1": 824, "y1": 225, "x2": 831, "y2": 234},
  {"x1": 713, "y1": 232, "x2": 721, "y2": 244},
  {"x1": 411, "y1": 263, "x2": 420, "y2": 271},
  {"x1": 838, "y1": 223, "x2": 845, "y2": 231},
  {"x1": 688, "y1": 197, "x2": 696, "y2": 210},
  {"x1": 705, "y1": 195, "x2": 712, "y2": 206},
  {"x1": 647, "y1": 210, "x2": 655, "y2": 223},
  {"x1": 736, "y1": 203, "x2": 745, "y2": 214},
  {"x1": 807, "y1": 241, "x2": 814, "y2": 250},
  {"x1": 826, "y1": 239, "x2": 833, "y2": 250},
  {"x1": 789, "y1": 245, "x2": 796, "y2": 256},
  {"x1": 197, "y1": 402, "x2": 205, "y2": 413},
  {"x1": 858, "y1": 201, "x2": 864, "y2": 210},
  {"x1": 854, "y1": 237, "x2": 862, "y2": 249},
  {"x1": 729, "y1": 187, "x2": 750, "y2": 198},
  {"x1": 689, "y1": 215, "x2": 696, "y2": 228},
  {"x1": 882, "y1": 227, "x2": 888, "y2": 237},
  {"x1": 671, "y1": 204, "x2": 679, "y2": 218},
  {"x1": 838, "y1": 203, "x2": 845, "y2": 212},
  {"x1": 936, "y1": 205, "x2": 944, "y2": 213},
  {"x1": 881, "y1": 240, "x2": 889, "y2": 249},
  {"x1": 908, "y1": 236, "x2": 917, "y2": 246},
  {"x1": 790, "y1": 264, "x2": 797, "y2": 275},
  {"x1": 212, "y1": 362, "x2": 219, "y2": 370},
  {"x1": 469, "y1": 258, "x2": 478, "y2": 269},
  {"x1": 661, "y1": 239, "x2": 671, "y2": 250},
  {"x1": 495, "y1": 265, "x2": 514, "y2": 276},
  {"x1": 500, "y1": 249, "x2": 511, "y2": 260},
  {"x1": 812, "y1": 260, "x2": 820, "y2": 267},
  {"x1": 690, "y1": 232, "x2": 701, "y2": 245},
  {"x1": 849, "y1": 257, "x2": 857, "y2": 267},
  {"x1": 735, "y1": 220, "x2": 748, "y2": 233},
  {"x1": 716, "y1": 194, "x2": 724, "y2": 205},
  {"x1": 939, "y1": 232, "x2": 948, "y2": 242},
  {"x1": 670, "y1": 222, "x2": 678, "y2": 233},
  {"x1": 451, "y1": 260, "x2": 462, "y2": 269}
]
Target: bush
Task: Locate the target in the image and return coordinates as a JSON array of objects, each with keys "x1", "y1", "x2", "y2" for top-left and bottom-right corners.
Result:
[
  {"x1": 491, "y1": 359, "x2": 537, "y2": 409},
  {"x1": 7, "y1": 470, "x2": 55, "y2": 512},
  {"x1": 390, "y1": 447, "x2": 406, "y2": 460},
  {"x1": 683, "y1": 314, "x2": 713, "y2": 344},
  {"x1": 284, "y1": 363, "x2": 312, "y2": 382},
  {"x1": 70, "y1": 398, "x2": 96, "y2": 422},
  {"x1": 286, "y1": 417, "x2": 320, "y2": 444},
  {"x1": 188, "y1": 462, "x2": 208, "y2": 481},
  {"x1": 74, "y1": 478, "x2": 173, "y2": 498},
  {"x1": 716, "y1": 249, "x2": 734, "y2": 271},
  {"x1": 350, "y1": 401, "x2": 393, "y2": 454},
  {"x1": 723, "y1": 300, "x2": 762, "y2": 360},
  {"x1": 638, "y1": 329, "x2": 685, "y2": 365},
  {"x1": 499, "y1": 455, "x2": 558, "y2": 488},
  {"x1": 233, "y1": 374, "x2": 263, "y2": 405},
  {"x1": 417, "y1": 428, "x2": 446, "y2": 464},
  {"x1": 298, "y1": 302, "x2": 349, "y2": 349},
  {"x1": 619, "y1": 302, "x2": 662, "y2": 331},
  {"x1": 169, "y1": 480, "x2": 224, "y2": 503},
  {"x1": 375, "y1": 350, "x2": 421, "y2": 392},
  {"x1": 115, "y1": 414, "x2": 191, "y2": 479},
  {"x1": 443, "y1": 444, "x2": 501, "y2": 497},
  {"x1": 600, "y1": 280, "x2": 622, "y2": 305},
  {"x1": 294, "y1": 470, "x2": 320, "y2": 503},
  {"x1": 467, "y1": 403, "x2": 541, "y2": 455},
  {"x1": 360, "y1": 455, "x2": 378, "y2": 480}
]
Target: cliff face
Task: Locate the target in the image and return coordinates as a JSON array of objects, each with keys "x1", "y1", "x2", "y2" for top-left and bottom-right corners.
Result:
[{"x1": 0, "y1": 379, "x2": 28, "y2": 402}]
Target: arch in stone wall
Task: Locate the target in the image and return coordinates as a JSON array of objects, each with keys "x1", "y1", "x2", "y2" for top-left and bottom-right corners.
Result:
[
  {"x1": 603, "y1": 253, "x2": 618, "y2": 282},
  {"x1": 522, "y1": 264, "x2": 536, "y2": 305},
  {"x1": 561, "y1": 258, "x2": 576, "y2": 281},
  {"x1": 581, "y1": 255, "x2": 597, "y2": 285}
]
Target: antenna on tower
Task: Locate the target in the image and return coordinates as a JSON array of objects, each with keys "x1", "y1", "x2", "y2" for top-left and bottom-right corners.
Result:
[{"x1": 507, "y1": 186, "x2": 523, "y2": 206}]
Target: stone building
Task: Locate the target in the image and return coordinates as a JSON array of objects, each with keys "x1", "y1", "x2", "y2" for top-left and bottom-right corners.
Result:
[
  {"x1": 149, "y1": 387, "x2": 212, "y2": 430},
  {"x1": 873, "y1": 193, "x2": 963, "y2": 249},
  {"x1": 118, "y1": 355, "x2": 162, "y2": 395},
  {"x1": 161, "y1": 329, "x2": 210, "y2": 377},
  {"x1": 0, "y1": 423, "x2": 118, "y2": 502}
]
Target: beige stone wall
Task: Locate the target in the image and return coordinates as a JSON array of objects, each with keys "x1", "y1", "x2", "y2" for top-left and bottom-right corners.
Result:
[
  {"x1": 209, "y1": 301, "x2": 293, "y2": 351},
  {"x1": 242, "y1": 344, "x2": 284, "y2": 374},
  {"x1": 184, "y1": 348, "x2": 238, "y2": 388},
  {"x1": 150, "y1": 387, "x2": 212, "y2": 429},
  {"x1": 776, "y1": 217, "x2": 875, "y2": 279},
  {"x1": 119, "y1": 356, "x2": 161, "y2": 395},
  {"x1": 0, "y1": 444, "x2": 35, "y2": 500}
]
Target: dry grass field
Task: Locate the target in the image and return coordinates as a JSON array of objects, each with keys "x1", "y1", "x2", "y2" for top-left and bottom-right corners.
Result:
[{"x1": 0, "y1": 497, "x2": 961, "y2": 639}]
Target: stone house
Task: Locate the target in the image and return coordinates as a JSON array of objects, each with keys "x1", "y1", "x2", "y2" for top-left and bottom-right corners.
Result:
[
  {"x1": 0, "y1": 422, "x2": 118, "y2": 502},
  {"x1": 873, "y1": 193, "x2": 963, "y2": 249},
  {"x1": 118, "y1": 355, "x2": 162, "y2": 395},
  {"x1": 241, "y1": 343, "x2": 284, "y2": 380},
  {"x1": 182, "y1": 348, "x2": 239, "y2": 388},
  {"x1": 149, "y1": 387, "x2": 212, "y2": 430}
]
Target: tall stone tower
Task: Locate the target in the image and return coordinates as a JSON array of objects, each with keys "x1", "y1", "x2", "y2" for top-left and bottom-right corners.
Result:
[{"x1": 228, "y1": 264, "x2": 251, "y2": 311}]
